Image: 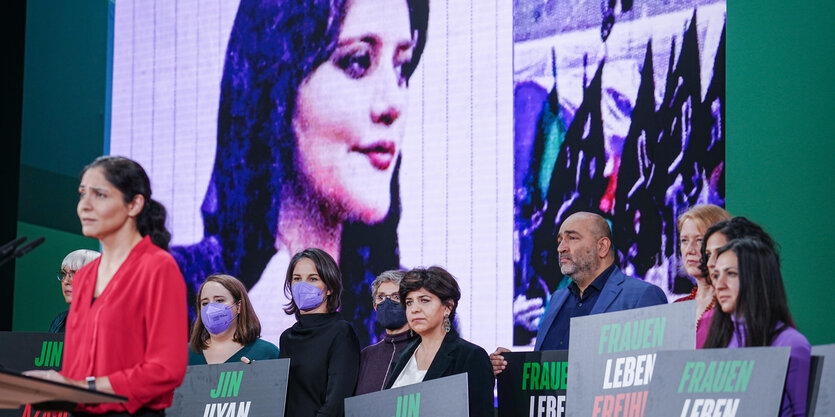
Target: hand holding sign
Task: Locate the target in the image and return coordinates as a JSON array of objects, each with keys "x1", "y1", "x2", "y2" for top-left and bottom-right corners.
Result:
[{"x1": 490, "y1": 347, "x2": 511, "y2": 376}]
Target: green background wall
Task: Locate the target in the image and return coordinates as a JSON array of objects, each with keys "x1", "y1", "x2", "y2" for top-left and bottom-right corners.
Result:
[
  {"x1": 12, "y1": 222, "x2": 98, "y2": 330},
  {"x1": 11, "y1": 0, "x2": 108, "y2": 331},
  {"x1": 10, "y1": 0, "x2": 835, "y2": 345},
  {"x1": 726, "y1": 1, "x2": 835, "y2": 345}
]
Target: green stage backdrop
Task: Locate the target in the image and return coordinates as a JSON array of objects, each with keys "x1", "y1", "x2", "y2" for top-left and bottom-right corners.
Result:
[
  {"x1": 12, "y1": 222, "x2": 98, "y2": 331},
  {"x1": 11, "y1": 0, "x2": 109, "y2": 331},
  {"x1": 726, "y1": 0, "x2": 835, "y2": 345}
]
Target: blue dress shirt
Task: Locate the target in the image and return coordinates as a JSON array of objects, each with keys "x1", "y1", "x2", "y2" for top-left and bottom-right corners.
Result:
[{"x1": 539, "y1": 264, "x2": 616, "y2": 350}]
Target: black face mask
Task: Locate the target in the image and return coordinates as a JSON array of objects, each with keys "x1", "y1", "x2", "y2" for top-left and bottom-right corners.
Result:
[{"x1": 375, "y1": 299, "x2": 408, "y2": 330}]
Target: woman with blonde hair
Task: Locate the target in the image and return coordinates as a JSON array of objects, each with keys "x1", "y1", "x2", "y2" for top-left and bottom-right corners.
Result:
[{"x1": 674, "y1": 204, "x2": 730, "y2": 347}]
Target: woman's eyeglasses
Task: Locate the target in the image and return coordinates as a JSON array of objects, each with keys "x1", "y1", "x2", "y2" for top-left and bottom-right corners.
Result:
[
  {"x1": 374, "y1": 292, "x2": 400, "y2": 304},
  {"x1": 56, "y1": 270, "x2": 75, "y2": 281}
]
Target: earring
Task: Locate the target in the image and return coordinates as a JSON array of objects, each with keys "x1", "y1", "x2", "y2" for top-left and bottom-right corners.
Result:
[{"x1": 443, "y1": 313, "x2": 451, "y2": 333}]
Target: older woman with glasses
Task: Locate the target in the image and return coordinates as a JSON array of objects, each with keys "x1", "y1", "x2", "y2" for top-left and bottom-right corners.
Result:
[
  {"x1": 355, "y1": 270, "x2": 418, "y2": 395},
  {"x1": 49, "y1": 249, "x2": 100, "y2": 333}
]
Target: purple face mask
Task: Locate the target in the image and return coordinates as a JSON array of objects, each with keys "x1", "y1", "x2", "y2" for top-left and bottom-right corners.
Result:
[
  {"x1": 201, "y1": 302, "x2": 237, "y2": 335},
  {"x1": 292, "y1": 281, "x2": 325, "y2": 311}
]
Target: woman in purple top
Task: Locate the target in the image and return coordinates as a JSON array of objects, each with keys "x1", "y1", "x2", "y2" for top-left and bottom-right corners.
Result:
[
  {"x1": 705, "y1": 238, "x2": 810, "y2": 417},
  {"x1": 699, "y1": 216, "x2": 783, "y2": 349}
]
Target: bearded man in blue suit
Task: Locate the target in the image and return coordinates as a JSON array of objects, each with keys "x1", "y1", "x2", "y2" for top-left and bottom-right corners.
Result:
[{"x1": 491, "y1": 211, "x2": 667, "y2": 374}]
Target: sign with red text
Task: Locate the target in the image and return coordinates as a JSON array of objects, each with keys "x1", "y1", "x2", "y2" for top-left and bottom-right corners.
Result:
[
  {"x1": 497, "y1": 350, "x2": 568, "y2": 417},
  {"x1": 566, "y1": 301, "x2": 695, "y2": 417},
  {"x1": 645, "y1": 347, "x2": 790, "y2": 416}
]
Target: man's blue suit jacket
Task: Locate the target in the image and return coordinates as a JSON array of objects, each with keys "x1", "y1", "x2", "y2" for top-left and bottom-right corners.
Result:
[{"x1": 534, "y1": 266, "x2": 668, "y2": 351}]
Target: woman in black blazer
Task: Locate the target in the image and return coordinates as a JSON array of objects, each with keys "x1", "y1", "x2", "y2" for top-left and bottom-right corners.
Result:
[{"x1": 384, "y1": 267, "x2": 494, "y2": 417}]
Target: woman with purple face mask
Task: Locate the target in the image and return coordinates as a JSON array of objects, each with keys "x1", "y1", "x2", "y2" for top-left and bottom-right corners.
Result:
[
  {"x1": 189, "y1": 274, "x2": 278, "y2": 365},
  {"x1": 279, "y1": 248, "x2": 360, "y2": 416}
]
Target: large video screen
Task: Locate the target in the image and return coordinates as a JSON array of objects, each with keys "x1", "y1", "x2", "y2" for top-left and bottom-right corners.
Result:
[
  {"x1": 512, "y1": 0, "x2": 726, "y2": 345},
  {"x1": 111, "y1": 0, "x2": 514, "y2": 349},
  {"x1": 111, "y1": 0, "x2": 724, "y2": 350}
]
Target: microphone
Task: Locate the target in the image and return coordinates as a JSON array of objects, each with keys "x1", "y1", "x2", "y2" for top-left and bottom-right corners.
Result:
[
  {"x1": 0, "y1": 236, "x2": 27, "y2": 258},
  {"x1": 0, "y1": 236, "x2": 45, "y2": 267},
  {"x1": 15, "y1": 237, "x2": 46, "y2": 258}
]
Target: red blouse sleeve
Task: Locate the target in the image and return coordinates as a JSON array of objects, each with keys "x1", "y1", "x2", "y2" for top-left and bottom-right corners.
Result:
[{"x1": 106, "y1": 253, "x2": 188, "y2": 412}]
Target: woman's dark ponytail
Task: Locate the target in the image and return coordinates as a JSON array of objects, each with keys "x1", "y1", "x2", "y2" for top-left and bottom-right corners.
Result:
[
  {"x1": 82, "y1": 156, "x2": 172, "y2": 251},
  {"x1": 137, "y1": 198, "x2": 171, "y2": 251}
]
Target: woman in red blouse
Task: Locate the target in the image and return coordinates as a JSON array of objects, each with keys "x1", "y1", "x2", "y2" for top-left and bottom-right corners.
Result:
[
  {"x1": 26, "y1": 156, "x2": 187, "y2": 416},
  {"x1": 674, "y1": 204, "x2": 730, "y2": 348}
]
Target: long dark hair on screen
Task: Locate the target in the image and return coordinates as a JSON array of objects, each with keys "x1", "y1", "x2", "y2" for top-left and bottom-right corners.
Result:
[
  {"x1": 170, "y1": 0, "x2": 429, "y2": 345},
  {"x1": 703, "y1": 238, "x2": 794, "y2": 349},
  {"x1": 82, "y1": 156, "x2": 171, "y2": 251}
]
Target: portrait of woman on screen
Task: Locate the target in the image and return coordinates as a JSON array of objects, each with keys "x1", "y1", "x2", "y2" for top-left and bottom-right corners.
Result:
[{"x1": 171, "y1": 0, "x2": 430, "y2": 346}]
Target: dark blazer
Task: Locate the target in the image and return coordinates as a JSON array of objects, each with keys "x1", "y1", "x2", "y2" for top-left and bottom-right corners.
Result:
[
  {"x1": 535, "y1": 265, "x2": 668, "y2": 350},
  {"x1": 384, "y1": 328, "x2": 494, "y2": 417}
]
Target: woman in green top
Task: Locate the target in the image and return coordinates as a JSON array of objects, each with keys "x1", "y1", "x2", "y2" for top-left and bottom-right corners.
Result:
[{"x1": 189, "y1": 274, "x2": 278, "y2": 364}]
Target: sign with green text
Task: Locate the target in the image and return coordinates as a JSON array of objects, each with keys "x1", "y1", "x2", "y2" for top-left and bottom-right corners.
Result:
[
  {"x1": 344, "y1": 373, "x2": 469, "y2": 417},
  {"x1": 0, "y1": 332, "x2": 66, "y2": 417},
  {"x1": 566, "y1": 301, "x2": 695, "y2": 417},
  {"x1": 497, "y1": 350, "x2": 568, "y2": 417},
  {"x1": 166, "y1": 359, "x2": 289, "y2": 417},
  {"x1": 644, "y1": 347, "x2": 790, "y2": 416},
  {"x1": 0, "y1": 332, "x2": 65, "y2": 372}
]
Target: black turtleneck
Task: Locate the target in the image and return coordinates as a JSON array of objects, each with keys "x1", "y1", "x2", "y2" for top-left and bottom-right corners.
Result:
[{"x1": 279, "y1": 312, "x2": 360, "y2": 417}]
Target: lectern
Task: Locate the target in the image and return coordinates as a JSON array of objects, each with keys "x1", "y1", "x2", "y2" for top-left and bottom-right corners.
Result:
[{"x1": 0, "y1": 369, "x2": 126, "y2": 410}]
